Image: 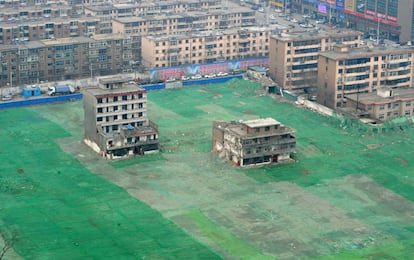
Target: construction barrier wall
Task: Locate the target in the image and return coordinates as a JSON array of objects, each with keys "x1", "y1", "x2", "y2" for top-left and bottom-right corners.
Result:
[{"x1": 0, "y1": 93, "x2": 83, "y2": 109}]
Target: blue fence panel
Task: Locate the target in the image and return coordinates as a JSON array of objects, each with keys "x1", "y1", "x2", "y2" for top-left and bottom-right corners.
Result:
[
  {"x1": 142, "y1": 83, "x2": 166, "y2": 91},
  {"x1": 0, "y1": 93, "x2": 83, "y2": 109}
]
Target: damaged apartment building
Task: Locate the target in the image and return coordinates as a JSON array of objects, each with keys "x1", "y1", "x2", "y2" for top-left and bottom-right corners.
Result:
[
  {"x1": 212, "y1": 118, "x2": 296, "y2": 167},
  {"x1": 83, "y1": 77, "x2": 159, "y2": 159}
]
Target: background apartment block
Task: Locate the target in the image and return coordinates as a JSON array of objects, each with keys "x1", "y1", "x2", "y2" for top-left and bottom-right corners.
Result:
[
  {"x1": 83, "y1": 77, "x2": 159, "y2": 158},
  {"x1": 112, "y1": 9, "x2": 256, "y2": 36},
  {"x1": 0, "y1": 34, "x2": 132, "y2": 86},
  {"x1": 269, "y1": 29, "x2": 362, "y2": 92},
  {"x1": 345, "y1": 87, "x2": 414, "y2": 121},
  {"x1": 212, "y1": 118, "x2": 296, "y2": 167},
  {"x1": 317, "y1": 45, "x2": 414, "y2": 109},
  {"x1": 141, "y1": 27, "x2": 271, "y2": 69},
  {"x1": 0, "y1": 16, "x2": 101, "y2": 44},
  {"x1": 1, "y1": 4, "x2": 72, "y2": 21},
  {"x1": 83, "y1": 0, "x2": 221, "y2": 18}
]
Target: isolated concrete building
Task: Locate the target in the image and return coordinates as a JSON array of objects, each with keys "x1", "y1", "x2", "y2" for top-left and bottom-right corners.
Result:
[
  {"x1": 83, "y1": 77, "x2": 159, "y2": 159},
  {"x1": 345, "y1": 87, "x2": 414, "y2": 122},
  {"x1": 212, "y1": 118, "x2": 296, "y2": 167},
  {"x1": 317, "y1": 44, "x2": 414, "y2": 109}
]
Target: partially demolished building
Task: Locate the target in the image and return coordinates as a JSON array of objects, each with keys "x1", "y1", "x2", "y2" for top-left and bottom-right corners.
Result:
[
  {"x1": 83, "y1": 77, "x2": 159, "y2": 159},
  {"x1": 212, "y1": 118, "x2": 296, "y2": 167}
]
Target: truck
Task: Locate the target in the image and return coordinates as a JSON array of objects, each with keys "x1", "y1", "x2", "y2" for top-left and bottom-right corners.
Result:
[{"x1": 47, "y1": 85, "x2": 76, "y2": 96}]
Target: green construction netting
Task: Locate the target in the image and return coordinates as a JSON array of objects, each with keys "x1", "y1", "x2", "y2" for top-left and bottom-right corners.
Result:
[{"x1": 1, "y1": 79, "x2": 413, "y2": 259}]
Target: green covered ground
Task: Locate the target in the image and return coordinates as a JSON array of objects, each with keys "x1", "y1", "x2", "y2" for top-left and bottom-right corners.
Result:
[{"x1": 0, "y1": 79, "x2": 413, "y2": 259}]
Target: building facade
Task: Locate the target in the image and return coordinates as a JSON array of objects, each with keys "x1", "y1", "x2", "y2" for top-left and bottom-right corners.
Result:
[
  {"x1": 317, "y1": 44, "x2": 414, "y2": 109},
  {"x1": 0, "y1": 34, "x2": 133, "y2": 86},
  {"x1": 141, "y1": 27, "x2": 271, "y2": 69},
  {"x1": 111, "y1": 8, "x2": 256, "y2": 37},
  {"x1": 269, "y1": 29, "x2": 362, "y2": 92},
  {"x1": 83, "y1": 77, "x2": 159, "y2": 158},
  {"x1": 0, "y1": 16, "x2": 102, "y2": 44},
  {"x1": 345, "y1": 87, "x2": 414, "y2": 121},
  {"x1": 212, "y1": 118, "x2": 296, "y2": 167}
]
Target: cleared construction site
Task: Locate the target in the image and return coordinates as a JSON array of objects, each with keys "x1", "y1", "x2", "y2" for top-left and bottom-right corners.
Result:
[{"x1": 0, "y1": 79, "x2": 413, "y2": 259}]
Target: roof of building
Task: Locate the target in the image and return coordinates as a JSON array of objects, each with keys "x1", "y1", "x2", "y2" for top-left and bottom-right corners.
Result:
[
  {"x1": 271, "y1": 29, "x2": 362, "y2": 42},
  {"x1": 84, "y1": 82, "x2": 144, "y2": 96},
  {"x1": 346, "y1": 88, "x2": 414, "y2": 104},
  {"x1": 320, "y1": 45, "x2": 414, "y2": 60},
  {"x1": 243, "y1": 118, "x2": 280, "y2": 128},
  {"x1": 41, "y1": 36, "x2": 93, "y2": 45}
]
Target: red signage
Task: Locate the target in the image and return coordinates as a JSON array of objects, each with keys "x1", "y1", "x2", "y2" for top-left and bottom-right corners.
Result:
[{"x1": 344, "y1": 9, "x2": 399, "y2": 27}]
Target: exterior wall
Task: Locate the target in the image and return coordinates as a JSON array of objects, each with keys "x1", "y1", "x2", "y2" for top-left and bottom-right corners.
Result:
[
  {"x1": 318, "y1": 47, "x2": 414, "y2": 110},
  {"x1": 317, "y1": 56, "x2": 340, "y2": 109},
  {"x1": 141, "y1": 28, "x2": 270, "y2": 69}
]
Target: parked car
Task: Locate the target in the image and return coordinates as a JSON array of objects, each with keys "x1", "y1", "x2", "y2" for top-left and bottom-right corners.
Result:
[
  {"x1": 290, "y1": 18, "x2": 298, "y2": 23},
  {"x1": 217, "y1": 72, "x2": 228, "y2": 77},
  {"x1": 258, "y1": 7, "x2": 264, "y2": 13},
  {"x1": 1, "y1": 94, "x2": 13, "y2": 101},
  {"x1": 191, "y1": 74, "x2": 202, "y2": 79},
  {"x1": 204, "y1": 73, "x2": 216, "y2": 78},
  {"x1": 181, "y1": 76, "x2": 190, "y2": 81}
]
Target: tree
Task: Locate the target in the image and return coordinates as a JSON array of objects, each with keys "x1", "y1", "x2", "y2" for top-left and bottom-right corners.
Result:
[{"x1": 0, "y1": 230, "x2": 17, "y2": 260}]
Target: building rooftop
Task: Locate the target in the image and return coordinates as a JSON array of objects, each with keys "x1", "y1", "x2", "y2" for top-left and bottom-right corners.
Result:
[
  {"x1": 41, "y1": 36, "x2": 93, "y2": 46},
  {"x1": 85, "y1": 81, "x2": 144, "y2": 96},
  {"x1": 271, "y1": 29, "x2": 362, "y2": 41},
  {"x1": 346, "y1": 88, "x2": 414, "y2": 104},
  {"x1": 243, "y1": 117, "x2": 280, "y2": 128},
  {"x1": 320, "y1": 45, "x2": 414, "y2": 60}
]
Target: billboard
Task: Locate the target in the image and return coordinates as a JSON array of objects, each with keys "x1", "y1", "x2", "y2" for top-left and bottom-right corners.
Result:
[
  {"x1": 344, "y1": 0, "x2": 355, "y2": 12},
  {"x1": 318, "y1": 4, "x2": 327, "y2": 14},
  {"x1": 336, "y1": 0, "x2": 345, "y2": 10}
]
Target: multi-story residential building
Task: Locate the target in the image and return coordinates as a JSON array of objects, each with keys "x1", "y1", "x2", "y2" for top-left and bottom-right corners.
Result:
[
  {"x1": 111, "y1": 8, "x2": 256, "y2": 36},
  {"x1": 212, "y1": 117, "x2": 296, "y2": 167},
  {"x1": 83, "y1": 0, "x2": 221, "y2": 18},
  {"x1": 301, "y1": 0, "x2": 414, "y2": 43},
  {"x1": 0, "y1": 4, "x2": 72, "y2": 22},
  {"x1": 141, "y1": 26, "x2": 271, "y2": 69},
  {"x1": 317, "y1": 44, "x2": 414, "y2": 109},
  {"x1": 0, "y1": 34, "x2": 133, "y2": 86},
  {"x1": 0, "y1": 16, "x2": 101, "y2": 44},
  {"x1": 268, "y1": 29, "x2": 362, "y2": 92},
  {"x1": 345, "y1": 87, "x2": 414, "y2": 121},
  {"x1": 83, "y1": 77, "x2": 159, "y2": 159}
]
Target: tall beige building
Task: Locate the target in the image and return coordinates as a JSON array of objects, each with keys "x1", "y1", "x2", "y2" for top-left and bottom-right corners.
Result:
[
  {"x1": 317, "y1": 45, "x2": 414, "y2": 109},
  {"x1": 141, "y1": 27, "x2": 271, "y2": 69},
  {"x1": 269, "y1": 30, "x2": 362, "y2": 92}
]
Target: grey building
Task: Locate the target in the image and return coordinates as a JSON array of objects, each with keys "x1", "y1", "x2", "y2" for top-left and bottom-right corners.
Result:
[
  {"x1": 212, "y1": 118, "x2": 296, "y2": 167},
  {"x1": 83, "y1": 77, "x2": 159, "y2": 159}
]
